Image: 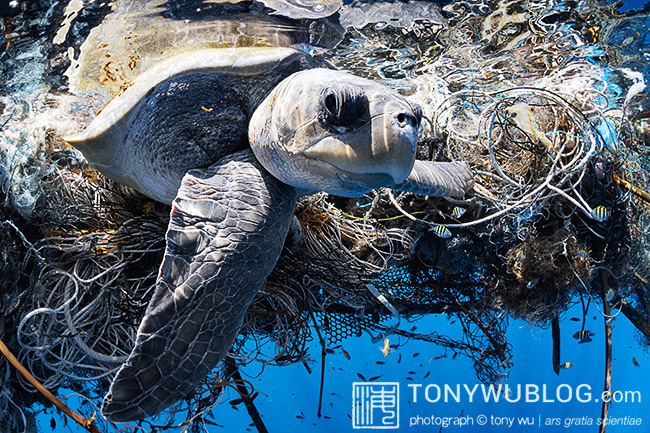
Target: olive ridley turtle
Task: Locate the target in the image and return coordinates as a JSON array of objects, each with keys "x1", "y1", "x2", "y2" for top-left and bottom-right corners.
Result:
[{"x1": 65, "y1": 46, "x2": 473, "y2": 422}]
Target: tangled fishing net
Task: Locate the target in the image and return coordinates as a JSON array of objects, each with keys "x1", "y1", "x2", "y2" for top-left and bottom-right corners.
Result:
[{"x1": 2, "y1": 1, "x2": 650, "y2": 432}]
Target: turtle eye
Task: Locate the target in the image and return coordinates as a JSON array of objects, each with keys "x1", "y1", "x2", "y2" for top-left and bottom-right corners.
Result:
[{"x1": 319, "y1": 84, "x2": 370, "y2": 130}]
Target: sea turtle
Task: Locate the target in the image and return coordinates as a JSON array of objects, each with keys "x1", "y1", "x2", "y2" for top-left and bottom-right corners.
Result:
[{"x1": 65, "y1": 46, "x2": 474, "y2": 422}]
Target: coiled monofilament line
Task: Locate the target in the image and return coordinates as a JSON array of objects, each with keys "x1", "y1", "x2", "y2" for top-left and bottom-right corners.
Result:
[{"x1": 421, "y1": 87, "x2": 608, "y2": 231}]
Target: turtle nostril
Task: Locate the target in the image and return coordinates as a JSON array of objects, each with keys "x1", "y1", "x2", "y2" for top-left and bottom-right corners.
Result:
[{"x1": 396, "y1": 112, "x2": 417, "y2": 128}]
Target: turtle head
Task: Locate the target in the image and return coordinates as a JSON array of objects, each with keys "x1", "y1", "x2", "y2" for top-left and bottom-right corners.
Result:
[{"x1": 249, "y1": 68, "x2": 422, "y2": 197}]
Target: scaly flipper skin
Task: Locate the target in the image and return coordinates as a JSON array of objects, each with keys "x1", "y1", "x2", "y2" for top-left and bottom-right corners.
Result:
[
  {"x1": 396, "y1": 160, "x2": 474, "y2": 198},
  {"x1": 101, "y1": 150, "x2": 297, "y2": 422}
]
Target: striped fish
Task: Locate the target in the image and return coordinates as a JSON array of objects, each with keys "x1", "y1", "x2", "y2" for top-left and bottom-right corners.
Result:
[
  {"x1": 573, "y1": 330, "x2": 595, "y2": 342},
  {"x1": 432, "y1": 224, "x2": 452, "y2": 238},
  {"x1": 451, "y1": 207, "x2": 466, "y2": 219},
  {"x1": 590, "y1": 206, "x2": 610, "y2": 222}
]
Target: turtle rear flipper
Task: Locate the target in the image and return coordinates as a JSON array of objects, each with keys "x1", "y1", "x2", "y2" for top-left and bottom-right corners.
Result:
[{"x1": 101, "y1": 149, "x2": 296, "y2": 422}]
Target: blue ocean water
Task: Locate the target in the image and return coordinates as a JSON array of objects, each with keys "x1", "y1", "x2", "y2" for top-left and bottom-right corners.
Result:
[
  {"x1": 1, "y1": 0, "x2": 649, "y2": 432},
  {"x1": 33, "y1": 302, "x2": 649, "y2": 432}
]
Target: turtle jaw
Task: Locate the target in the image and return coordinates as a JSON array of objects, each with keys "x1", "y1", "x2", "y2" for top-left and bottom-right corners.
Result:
[
  {"x1": 294, "y1": 155, "x2": 402, "y2": 198},
  {"x1": 297, "y1": 133, "x2": 417, "y2": 195}
]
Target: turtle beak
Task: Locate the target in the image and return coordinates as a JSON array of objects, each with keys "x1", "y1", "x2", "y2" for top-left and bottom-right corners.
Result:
[{"x1": 375, "y1": 101, "x2": 421, "y2": 185}]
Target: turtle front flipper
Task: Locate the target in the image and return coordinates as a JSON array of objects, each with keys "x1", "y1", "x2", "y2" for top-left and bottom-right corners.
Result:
[
  {"x1": 101, "y1": 149, "x2": 297, "y2": 422},
  {"x1": 394, "y1": 160, "x2": 474, "y2": 198}
]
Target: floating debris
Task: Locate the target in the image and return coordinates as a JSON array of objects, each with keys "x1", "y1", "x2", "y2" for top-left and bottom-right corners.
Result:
[
  {"x1": 559, "y1": 362, "x2": 573, "y2": 369},
  {"x1": 633, "y1": 357, "x2": 640, "y2": 367},
  {"x1": 229, "y1": 397, "x2": 245, "y2": 406},
  {"x1": 605, "y1": 289, "x2": 616, "y2": 302},
  {"x1": 2, "y1": 0, "x2": 650, "y2": 430}
]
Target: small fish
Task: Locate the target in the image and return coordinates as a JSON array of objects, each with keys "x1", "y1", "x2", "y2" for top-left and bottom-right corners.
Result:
[
  {"x1": 451, "y1": 207, "x2": 466, "y2": 219},
  {"x1": 368, "y1": 375, "x2": 384, "y2": 382},
  {"x1": 296, "y1": 412, "x2": 305, "y2": 420},
  {"x1": 342, "y1": 348, "x2": 351, "y2": 360},
  {"x1": 413, "y1": 352, "x2": 421, "y2": 358},
  {"x1": 573, "y1": 330, "x2": 595, "y2": 340},
  {"x1": 602, "y1": 391, "x2": 615, "y2": 406},
  {"x1": 633, "y1": 357, "x2": 640, "y2": 367},
  {"x1": 408, "y1": 370, "x2": 417, "y2": 375},
  {"x1": 577, "y1": 249, "x2": 588, "y2": 258},
  {"x1": 356, "y1": 372, "x2": 367, "y2": 381},
  {"x1": 432, "y1": 224, "x2": 452, "y2": 238},
  {"x1": 375, "y1": 360, "x2": 386, "y2": 365},
  {"x1": 569, "y1": 317, "x2": 581, "y2": 322},
  {"x1": 527, "y1": 279, "x2": 538, "y2": 289},
  {"x1": 590, "y1": 205, "x2": 611, "y2": 222},
  {"x1": 382, "y1": 338, "x2": 390, "y2": 357},
  {"x1": 559, "y1": 362, "x2": 573, "y2": 369},
  {"x1": 573, "y1": 329, "x2": 596, "y2": 344},
  {"x1": 517, "y1": 252, "x2": 526, "y2": 261},
  {"x1": 424, "y1": 371, "x2": 431, "y2": 379}
]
